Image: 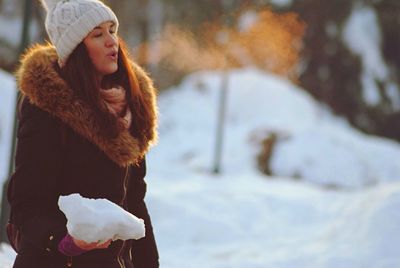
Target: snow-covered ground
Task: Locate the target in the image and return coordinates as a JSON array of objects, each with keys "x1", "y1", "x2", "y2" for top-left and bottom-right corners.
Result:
[
  {"x1": 147, "y1": 172, "x2": 400, "y2": 268},
  {"x1": 0, "y1": 67, "x2": 400, "y2": 267}
]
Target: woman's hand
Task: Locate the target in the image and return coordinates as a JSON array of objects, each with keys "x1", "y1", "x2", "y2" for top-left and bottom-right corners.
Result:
[{"x1": 72, "y1": 237, "x2": 112, "y2": 250}]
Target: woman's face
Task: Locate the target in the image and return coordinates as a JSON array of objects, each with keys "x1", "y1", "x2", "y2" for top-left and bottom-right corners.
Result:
[{"x1": 83, "y1": 21, "x2": 119, "y2": 77}]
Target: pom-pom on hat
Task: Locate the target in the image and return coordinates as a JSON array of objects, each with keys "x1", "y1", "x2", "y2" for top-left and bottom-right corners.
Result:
[{"x1": 40, "y1": 0, "x2": 119, "y2": 65}]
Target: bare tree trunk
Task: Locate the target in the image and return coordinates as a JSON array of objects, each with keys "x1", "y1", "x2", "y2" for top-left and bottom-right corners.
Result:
[{"x1": 136, "y1": 0, "x2": 149, "y2": 67}]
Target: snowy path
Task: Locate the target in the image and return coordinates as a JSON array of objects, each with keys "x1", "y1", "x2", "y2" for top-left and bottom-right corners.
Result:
[{"x1": 145, "y1": 168, "x2": 400, "y2": 268}]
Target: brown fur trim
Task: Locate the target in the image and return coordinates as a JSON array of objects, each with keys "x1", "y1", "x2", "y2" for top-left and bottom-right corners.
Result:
[{"x1": 16, "y1": 44, "x2": 158, "y2": 167}]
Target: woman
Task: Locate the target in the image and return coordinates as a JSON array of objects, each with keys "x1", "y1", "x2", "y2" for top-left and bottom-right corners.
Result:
[{"x1": 7, "y1": 0, "x2": 159, "y2": 267}]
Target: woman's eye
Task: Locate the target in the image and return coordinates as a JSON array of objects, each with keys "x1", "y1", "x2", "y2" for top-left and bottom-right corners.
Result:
[
  {"x1": 94, "y1": 33, "x2": 102, "y2": 38},
  {"x1": 109, "y1": 30, "x2": 116, "y2": 35}
]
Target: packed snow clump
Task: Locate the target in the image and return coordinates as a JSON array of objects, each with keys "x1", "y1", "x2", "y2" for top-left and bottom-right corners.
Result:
[{"x1": 58, "y1": 193, "x2": 145, "y2": 243}]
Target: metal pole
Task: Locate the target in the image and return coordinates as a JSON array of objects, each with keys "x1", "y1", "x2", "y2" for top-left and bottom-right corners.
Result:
[
  {"x1": 0, "y1": 0, "x2": 32, "y2": 243},
  {"x1": 213, "y1": 70, "x2": 229, "y2": 174},
  {"x1": 212, "y1": 2, "x2": 233, "y2": 175}
]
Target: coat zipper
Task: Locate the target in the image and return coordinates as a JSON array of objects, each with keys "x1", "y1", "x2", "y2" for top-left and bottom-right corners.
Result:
[
  {"x1": 117, "y1": 166, "x2": 129, "y2": 268},
  {"x1": 117, "y1": 241, "x2": 126, "y2": 268},
  {"x1": 67, "y1": 256, "x2": 73, "y2": 267}
]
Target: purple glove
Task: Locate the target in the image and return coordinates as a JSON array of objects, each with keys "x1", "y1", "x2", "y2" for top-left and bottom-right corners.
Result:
[{"x1": 58, "y1": 234, "x2": 88, "y2": 256}]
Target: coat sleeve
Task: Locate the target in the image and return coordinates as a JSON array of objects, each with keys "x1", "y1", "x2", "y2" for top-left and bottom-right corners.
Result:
[
  {"x1": 8, "y1": 99, "x2": 67, "y2": 255},
  {"x1": 127, "y1": 159, "x2": 160, "y2": 268}
]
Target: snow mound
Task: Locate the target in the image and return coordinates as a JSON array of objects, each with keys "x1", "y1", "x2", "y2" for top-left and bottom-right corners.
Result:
[
  {"x1": 156, "y1": 68, "x2": 400, "y2": 188},
  {"x1": 271, "y1": 123, "x2": 400, "y2": 188},
  {"x1": 58, "y1": 194, "x2": 145, "y2": 243}
]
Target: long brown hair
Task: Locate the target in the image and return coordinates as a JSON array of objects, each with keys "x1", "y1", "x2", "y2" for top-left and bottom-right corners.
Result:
[{"x1": 58, "y1": 37, "x2": 153, "y2": 142}]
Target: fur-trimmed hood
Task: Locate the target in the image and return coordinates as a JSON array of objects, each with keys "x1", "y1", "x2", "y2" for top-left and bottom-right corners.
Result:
[{"x1": 16, "y1": 44, "x2": 158, "y2": 167}]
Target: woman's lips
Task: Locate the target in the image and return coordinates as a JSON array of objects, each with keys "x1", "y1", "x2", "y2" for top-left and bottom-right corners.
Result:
[{"x1": 107, "y1": 51, "x2": 118, "y2": 61}]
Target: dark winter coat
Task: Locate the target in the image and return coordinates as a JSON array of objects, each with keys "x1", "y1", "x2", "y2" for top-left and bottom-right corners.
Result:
[{"x1": 7, "y1": 44, "x2": 159, "y2": 268}]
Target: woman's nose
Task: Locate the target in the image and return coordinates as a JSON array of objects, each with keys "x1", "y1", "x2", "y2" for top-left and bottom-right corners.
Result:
[{"x1": 105, "y1": 33, "x2": 117, "y2": 47}]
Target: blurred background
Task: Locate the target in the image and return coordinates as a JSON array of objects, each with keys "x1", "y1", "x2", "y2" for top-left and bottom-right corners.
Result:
[
  {"x1": 1, "y1": 0, "x2": 400, "y2": 140},
  {"x1": 0, "y1": 0, "x2": 400, "y2": 267}
]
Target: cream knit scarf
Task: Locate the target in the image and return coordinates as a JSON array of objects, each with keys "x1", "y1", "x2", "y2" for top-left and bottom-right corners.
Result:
[{"x1": 100, "y1": 86, "x2": 132, "y2": 129}]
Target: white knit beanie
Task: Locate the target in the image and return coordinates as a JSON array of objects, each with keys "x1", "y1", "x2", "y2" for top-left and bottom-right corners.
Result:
[{"x1": 40, "y1": 0, "x2": 119, "y2": 64}]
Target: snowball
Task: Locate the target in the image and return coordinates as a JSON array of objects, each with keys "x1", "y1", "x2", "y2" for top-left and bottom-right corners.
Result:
[{"x1": 58, "y1": 193, "x2": 145, "y2": 243}]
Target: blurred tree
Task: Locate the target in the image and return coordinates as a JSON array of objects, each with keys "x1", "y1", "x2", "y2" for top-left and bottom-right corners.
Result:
[
  {"x1": 0, "y1": 0, "x2": 33, "y2": 244},
  {"x1": 275, "y1": 0, "x2": 400, "y2": 141},
  {"x1": 161, "y1": 0, "x2": 224, "y2": 26},
  {"x1": 292, "y1": 1, "x2": 362, "y2": 125},
  {"x1": 374, "y1": 0, "x2": 400, "y2": 140},
  {"x1": 136, "y1": 0, "x2": 150, "y2": 66},
  {"x1": 0, "y1": 0, "x2": 45, "y2": 72},
  {"x1": 0, "y1": 0, "x2": 22, "y2": 16}
]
